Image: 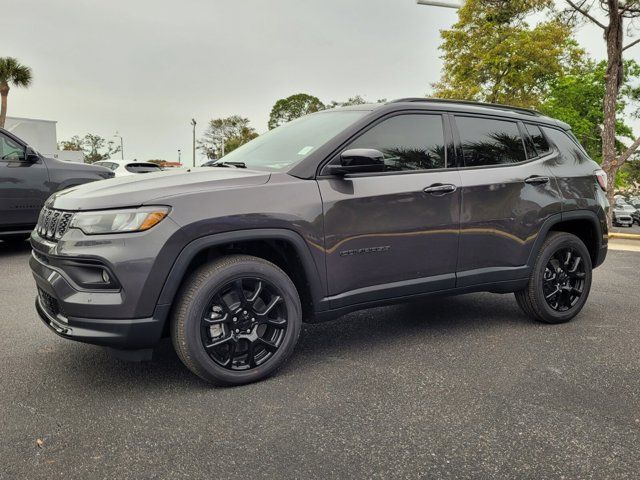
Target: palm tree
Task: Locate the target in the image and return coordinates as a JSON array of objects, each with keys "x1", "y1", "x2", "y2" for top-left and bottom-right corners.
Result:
[{"x1": 0, "y1": 57, "x2": 33, "y2": 128}]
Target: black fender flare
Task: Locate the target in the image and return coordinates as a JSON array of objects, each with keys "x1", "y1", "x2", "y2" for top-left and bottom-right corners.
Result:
[
  {"x1": 525, "y1": 210, "x2": 606, "y2": 269},
  {"x1": 154, "y1": 228, "x2": 326, "y2": 317}
]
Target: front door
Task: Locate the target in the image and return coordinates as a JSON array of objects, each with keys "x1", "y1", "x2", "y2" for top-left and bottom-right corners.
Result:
[
  {"x1": 0, "y1": 132, "x2": 49, "y2": 230},
  {"x1": 318, "y1": 113, "x2": 461, "y2": 308}
]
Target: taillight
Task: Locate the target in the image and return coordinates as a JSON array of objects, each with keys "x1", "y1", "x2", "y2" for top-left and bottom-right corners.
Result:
[{"x1": 595, "y1": 169, "x2": 607, "y2": 191}]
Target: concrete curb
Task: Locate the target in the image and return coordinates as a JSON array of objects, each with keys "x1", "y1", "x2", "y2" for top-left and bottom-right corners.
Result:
[{"x1": 610, "y1": 232, "x2": 640, "y2": 240}]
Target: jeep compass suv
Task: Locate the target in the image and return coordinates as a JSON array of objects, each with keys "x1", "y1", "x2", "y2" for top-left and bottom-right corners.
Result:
[
  {"x1": 29, "y1": 99, "x2": 609, "y2": 385},
  {"x1": 1, "y1": 127, "x2": 114, "y2": 241}
]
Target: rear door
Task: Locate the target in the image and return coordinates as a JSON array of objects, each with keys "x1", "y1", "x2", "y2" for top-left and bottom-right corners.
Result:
[
  {"x1": 0, "y1": 132, "x2": 49, "y2": 230},
  {"x1": 318, "y1": 113, "x2": 461, "y2": 307},
  {"x1": 453, "y1": 115, "x2": 561, "y2": 286}
]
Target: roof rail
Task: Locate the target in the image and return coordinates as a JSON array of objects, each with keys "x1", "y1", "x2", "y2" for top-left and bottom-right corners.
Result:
[{"x1": 389, "y1": 97, "x2": 542, "y2": 117}]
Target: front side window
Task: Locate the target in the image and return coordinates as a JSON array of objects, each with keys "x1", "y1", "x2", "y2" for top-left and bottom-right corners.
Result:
[
  {"x1": 345, "y1": 114, "x2": 446, "y2": 171},
  {"x1": 0, "y1": 133, "x2": 25, "y2": 161},
  {"x1": 456, "y1": 116, "x2": 526, "y2": 167}
]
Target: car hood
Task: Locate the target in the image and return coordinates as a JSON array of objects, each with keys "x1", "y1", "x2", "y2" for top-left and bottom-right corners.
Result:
[
  {"x1": 614, "y1": 207, "x2": 634, "y2": 215},
  {"x1": 49, "y1": 167, "x2": 271, "y2": 210}
]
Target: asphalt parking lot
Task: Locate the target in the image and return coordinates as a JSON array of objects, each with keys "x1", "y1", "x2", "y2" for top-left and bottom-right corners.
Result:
[{"x1": 1, "y1": 240, "x2": 639, "y2": 479}]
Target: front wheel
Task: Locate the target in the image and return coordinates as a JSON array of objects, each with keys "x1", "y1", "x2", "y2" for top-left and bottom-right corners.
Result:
[
  {"x1": 171, "y1": 255, "x2": 302, "y2": 385},
  {"x1": 515, "y1": 232, "x2": 592, "y2": 324}
]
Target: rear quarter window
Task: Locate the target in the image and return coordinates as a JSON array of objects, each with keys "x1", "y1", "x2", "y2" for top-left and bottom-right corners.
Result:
[{"x1": 524, "y1": 124, "x2": 551, "y2": 157}]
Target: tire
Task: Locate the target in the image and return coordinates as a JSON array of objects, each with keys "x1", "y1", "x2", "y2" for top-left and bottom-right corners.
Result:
[
  {"x1": 171, "y1": 254, "x2": 302, "y2": 386},
  {"x1": 515, "y1": 232, "x2": 592, "y2": 324}
]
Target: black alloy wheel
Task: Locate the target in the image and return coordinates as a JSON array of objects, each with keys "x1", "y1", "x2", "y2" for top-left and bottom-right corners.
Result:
[
  {"x1": 515, "y1": 232, "x2": 592, "y2": 324},
  {"x1": 541, "y1": 247, "x2": 586, "y2": 312},
  {"x1": 171, "y1": 255, "x2": 302, "y2": 386},
  {"x1": 201, "y1": 277, "x2": 288, "y2": 370}
]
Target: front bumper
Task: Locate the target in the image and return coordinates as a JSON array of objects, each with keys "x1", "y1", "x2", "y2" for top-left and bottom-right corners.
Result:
[
  {"x1": 29, "y1": 218, "x2": 185, "y2": 349},
  {"x1": 35, "y1": 293, "x2": 167, "y2": 348}
]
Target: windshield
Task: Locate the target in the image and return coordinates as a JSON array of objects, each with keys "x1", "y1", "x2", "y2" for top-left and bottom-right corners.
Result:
[{"x1": 218, "y1": 110, "x2": 368, "y2": 171}]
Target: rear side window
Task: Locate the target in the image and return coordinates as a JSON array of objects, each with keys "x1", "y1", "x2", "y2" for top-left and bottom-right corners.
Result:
[
  {"x1": 540, "y1": 127, "x2": 591, "y2": 164},
  {"x1": 125, "y1": 163, "x2": 162, "y2": 173},
  {"x1": 346, "y1": 114, "x2": 446, "y2": 171},
  {"x1": 525, "y1": 124, "x2": 551, "y2": 157},
  {"x1": 456, "y1": 116, "x2": 526, "y2": 167}
]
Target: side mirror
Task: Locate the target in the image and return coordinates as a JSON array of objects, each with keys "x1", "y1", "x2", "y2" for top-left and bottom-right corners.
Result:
[
  {"x1": 327, "y1": 148, "x2": 385, "y2": 175},
  {"x1": 25, "y1": 147, "x2": 40, "y2": 163}
]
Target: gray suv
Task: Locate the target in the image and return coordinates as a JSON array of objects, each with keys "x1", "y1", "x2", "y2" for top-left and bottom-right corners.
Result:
[
  {"x1": 29, "y1": 99, "x2": 609, "y2": 385},
  {"x1": 0, "y1": 128, "x2": 114, "y2": 241}
]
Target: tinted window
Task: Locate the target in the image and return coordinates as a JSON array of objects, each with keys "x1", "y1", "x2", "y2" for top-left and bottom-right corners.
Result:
[
  {"x1": 541, "y1": 127, "x2": 590, "y2": 164},
  {"x1": 125, "y1": 163, "x2": 162, "y2": 173},
  {"x1": 456, "y1": 117, "x2": 526, "y2": 167},
  {"x1": 0, "y1": 133, "x2": 25, "y2": 161},
  {"x1": 221, "y1": 110, "x2": 367, "y2": 171},
  {"x1": 525, "y1": 124, "x2": 551, "y2": 156},
  {"x1": 347, "y1": 114, "x2": 446, "y2": 171}
]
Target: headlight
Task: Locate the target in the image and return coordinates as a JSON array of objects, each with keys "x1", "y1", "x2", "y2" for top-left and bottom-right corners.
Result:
[{"x1": 69, "y1": 206, "x2": 170, "y2": 235}]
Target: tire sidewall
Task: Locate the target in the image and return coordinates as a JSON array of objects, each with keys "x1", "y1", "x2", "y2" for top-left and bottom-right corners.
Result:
[
  {"x1": 532, "y1": 233, "x2": 593, "y2": 323},
  {"x1": 181, "y1": 259, "x2": 301, "y2": 385}
]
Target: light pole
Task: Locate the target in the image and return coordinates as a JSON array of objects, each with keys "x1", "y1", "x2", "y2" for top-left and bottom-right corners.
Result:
[
  {"x1": 191, "y1": 118, "x2": 197, "y2": 167},
  {"x1": 416, "y1": 0, "x2": 463, "y2": 9},
  {"x1": 178, "y1": 149, "x2": 181, "y2": 164},
  {"x1": 113, "y1": 132, "x2": 124, "y2": 159}
]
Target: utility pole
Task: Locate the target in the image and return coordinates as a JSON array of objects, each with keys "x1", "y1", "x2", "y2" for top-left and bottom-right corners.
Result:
[
  {"x1": 416, "y1": 0, "x2": 463, "y2": 9},
  {"x1": 191, "y1": 118, "x2": 197, "y2": 167},
  {"x1": 114, "y1": 132, "x2": 124, "y2": 159}
]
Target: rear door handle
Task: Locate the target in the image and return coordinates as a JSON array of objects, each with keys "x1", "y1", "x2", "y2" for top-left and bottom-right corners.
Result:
[
  {"x1": 524, "y1": 175, "x2": 550, "y2": 185},
  {"x1": 424, "y1": 184, "x2": 457, "y2": 195}
]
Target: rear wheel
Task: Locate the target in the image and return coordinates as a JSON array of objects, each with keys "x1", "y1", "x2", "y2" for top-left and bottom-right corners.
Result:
[
  {"x1": 515, "y1": 232, "x2": 592, "y2": 324},
  {"x1": 171, "y1": 255, "x2": 302, "y2": 385}
]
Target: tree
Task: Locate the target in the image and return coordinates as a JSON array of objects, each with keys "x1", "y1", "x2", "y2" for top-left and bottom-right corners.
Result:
[
  {"x1": 59, "y1": 134, "x2": 121, "y2": 163},
  {"x1": 433, "y1": 0, "x2": 582, "y2": 108},
  {"x1": 541, "y1": 59, "x2": 640, "y2": 162},
  {"x1": 197, "y1": 115, "x2": 258, "y2": 159},
  {"x1": 268, "y1": 93, "x2": 325, "y2": 129},
  {"x1": 0, "y1": 57, "x2": 33, "y2": 128},
  {"x1": 564, "y1": 0, "x2": 640, "y2": 219},
  {"x1": 326, "y1": 95, "x2": 388, "y2": 108}
]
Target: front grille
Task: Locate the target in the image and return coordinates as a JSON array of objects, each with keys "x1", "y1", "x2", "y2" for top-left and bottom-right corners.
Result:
[
  {"x1": 36, "y1": 207, "x2": 74, "y2": 241},
  {"x1": 38, "y1": 287, "x2": 61, "y2": 317}
]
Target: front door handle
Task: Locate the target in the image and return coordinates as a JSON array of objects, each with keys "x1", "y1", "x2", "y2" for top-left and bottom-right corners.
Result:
[
  {"x1": 524, "y1": 175, "x2": 550, "y2": 185},
  {"x1": 424, "y1": 184, "x2": 457, "y2": 195}
]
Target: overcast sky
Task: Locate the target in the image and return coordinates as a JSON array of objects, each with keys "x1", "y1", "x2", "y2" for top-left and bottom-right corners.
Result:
[{"x1": 4, "y1": 0, "x2": 630, "y2": 163}]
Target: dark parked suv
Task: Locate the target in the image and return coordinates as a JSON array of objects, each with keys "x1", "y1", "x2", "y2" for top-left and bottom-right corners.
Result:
[
  {"x1": 0, "y1": 128, "x2": 114, "y2": 241},
  {"x1": 29, "y1": 99, "x2": 609, "y2": 385}
]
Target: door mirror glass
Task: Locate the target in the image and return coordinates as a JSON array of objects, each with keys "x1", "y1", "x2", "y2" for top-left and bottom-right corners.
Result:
[{"x1": 329, "y1": 148, "x2": 385, "y2": 175}]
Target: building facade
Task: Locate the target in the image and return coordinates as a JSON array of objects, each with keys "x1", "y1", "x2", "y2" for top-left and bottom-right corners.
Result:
[{"x1": 4, "y1": 116, "x2": 84, "y2": 163}]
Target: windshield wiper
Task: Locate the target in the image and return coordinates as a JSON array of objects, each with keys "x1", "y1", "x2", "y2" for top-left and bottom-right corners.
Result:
[{"x1": 210, "y1": 161, "x2": 247, "y2": 168}]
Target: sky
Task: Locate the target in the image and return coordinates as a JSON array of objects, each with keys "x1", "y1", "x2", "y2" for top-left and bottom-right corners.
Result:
[{"x1": 3, "y1": 0, "x2": 632, "y2": 164}]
